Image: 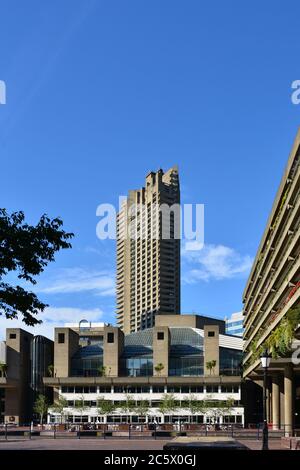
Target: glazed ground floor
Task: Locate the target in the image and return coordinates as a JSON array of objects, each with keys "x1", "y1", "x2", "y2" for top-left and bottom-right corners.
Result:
[{"x1": 48, "y1": 407, "x2": 244, "y2": 425}]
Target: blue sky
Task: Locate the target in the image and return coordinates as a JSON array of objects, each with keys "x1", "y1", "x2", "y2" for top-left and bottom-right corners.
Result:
[{"x1": 1, "y1": 0, "x2": 300, "y2": 339}]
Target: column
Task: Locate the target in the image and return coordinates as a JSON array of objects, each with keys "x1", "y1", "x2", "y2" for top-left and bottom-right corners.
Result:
[
  {"x1": 266, "y1": 379, "x2": 271, "y2": 423},
  {"x1": 284, "y1": 364, "x2": 293, "y2": 437},
  {"x1": 272, "y1": 374, "x2": 280, "y2": 430}
]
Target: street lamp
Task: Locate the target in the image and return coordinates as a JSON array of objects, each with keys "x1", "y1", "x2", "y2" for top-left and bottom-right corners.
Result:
[{"x1": 260, "y1": 349, "x2": 271, "y2": 450}]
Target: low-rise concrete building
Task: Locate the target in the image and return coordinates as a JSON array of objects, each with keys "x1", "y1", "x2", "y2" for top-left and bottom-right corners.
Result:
[{"x1": 43, "y1": 315, "x2": 244, "y2": 426}]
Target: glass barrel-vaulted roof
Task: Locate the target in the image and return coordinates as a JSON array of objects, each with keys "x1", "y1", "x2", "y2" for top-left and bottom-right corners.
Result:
[
  {"x1": 72, "y1": 344, "x2": 103, "y2": 359},
  {"x1": 71, "y1": 327, "x2": 205, "y2": 359},
  {"x1": 123, "y1": 327, "x2": 204, "y2": 357},
  {"x1": 169, "y1": 328, "x2": 203, "y2": 356},
  {"x1": 123, "y1": 329, "x2": 153, "y2": 357}
]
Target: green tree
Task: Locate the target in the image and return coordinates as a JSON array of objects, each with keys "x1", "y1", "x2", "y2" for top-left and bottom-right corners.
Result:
[
  {"x1": 33, "y1": 394, "x2": 48, "y2": 425},
  {"x1": 0, "y1": 209, "x2": 73, "y2": 325},
  {"x1": 159, "y1": 394, "x2": 177, "y2": 417},
  {"x1": 74, "y1": 395, "x2": 87, "y2": 422},
  {"x1": 206, "y1": 360, "x2": 217, "y2": 375},
  {"x1": 182, "y1": 394, "x2": 203, "y2": 415},
  {"x1": 198, "y1": 396, "x2": 235, "y2": 424},
  {"x1": 97, "y1": 366, "x2": 106, "y2": 377},
  {"x1": 266, "y1": 307, "x2": 300, "y2": 358},
  {"x1": 135, "y1": 400, "x2": 150, "y2": 421},
  {"x1": 154, "y1": 363, "x2": 164, "y2": 376},
  {"x1": 119, "y1": 394, "x2": 135, "y2": 414},
  {"x1": 0, "y1": 361, "x2": 7, "y2": 378},
  {"x1": 51, "y1": 395, "x2": 68, "y2": 423},
  {"x1": 47, "y1": 364, "x2": 54, "y2": 377},
  {"x1": 97, "y1": 397, "x2": 115, "y2": 419}
]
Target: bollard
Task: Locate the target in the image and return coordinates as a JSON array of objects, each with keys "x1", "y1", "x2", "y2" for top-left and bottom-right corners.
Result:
[{"x1": 5, "y1": 423, "x2": 7, "y2": 441}]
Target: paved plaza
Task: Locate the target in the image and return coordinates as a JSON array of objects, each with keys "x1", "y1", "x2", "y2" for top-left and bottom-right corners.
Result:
[{"x1": 0, "y1": 437, "x2": 287, "y2": 450}]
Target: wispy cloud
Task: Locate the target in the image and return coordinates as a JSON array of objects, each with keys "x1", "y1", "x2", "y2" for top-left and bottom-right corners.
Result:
[
  {"x1": 36, "y1": 267, "x2": 115, "y2": 297},
  {"x1": 0, "y1": 306, "x2": 104, "y2": 340},
  {"x1": 182, "y1": 243, "x2": 253, "y2": 283}
]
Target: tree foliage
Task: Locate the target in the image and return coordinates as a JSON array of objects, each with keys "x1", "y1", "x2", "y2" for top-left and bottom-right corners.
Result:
[
  {"x1": 119, "y1": 394, "x2": 135, "y2": 413},
  {"x1": 33, "y1": 394, "x2": 48, "y2": 424},
  {"x1": 206, "y1": 360, "x2": 217, "y2": 375},
  {"x1": 51, "y1": 395, "x2": 68, "y2": 414},
  {"x1": 158, "y1": 394, "x2": 177, "y2": 415},
  {"x1": 246, "y1": 307, "x2": 300, "y2": 368},
  {"x1": 154, "y1": 363, "x2": 164, "y2": 376},
  {"x1": 97, "y1": 397, "x2": 116, "y2": 416},
  {"x1": 135, "y1": 400, "x2": 150, "y2": 417},
  {"x1": 0, "y1": 209, "x2": 73, "y2": 325}
]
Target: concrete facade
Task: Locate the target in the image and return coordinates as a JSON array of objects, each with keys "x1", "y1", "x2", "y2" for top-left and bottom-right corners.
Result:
[
  {"x1": 42, "y1": 317, "x2": 244, "y2": 426},
  {"x1": 204, "y1": 325, "x2": 220, "y2": 376},
  {"x1": 54, "y1": 328, "x2": 80, "y2": 378},
  {"x1": 116, "y1": 166, "x2": 181, "y2": 334},
  {"x1": 242, "y1": 128, "x2": 300, "y2": 432},
  {"x1": 153, "y1": 326, "x2": 170, "y2": 377},
  {"x1": 103, "y1": 326, "x2": 124, "y2": 377},
  {"x1": 0, "y1": 329, "x2": 53, "y2": 425}
]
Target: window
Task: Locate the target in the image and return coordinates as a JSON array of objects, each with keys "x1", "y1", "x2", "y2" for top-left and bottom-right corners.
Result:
[
  {"x1": 169, "y1": 356, "x2": 204, "y2": 377},
  {"x1": 9, "y1": 333, "x2": 16, "y2": 339},
  {"x1": 99, "y1": 386, "x2": 111, "y2": 394},
  {"x1": 167, "y1": 386, "x2": 180, "y2": 393},
  {"x1": 157, "y1": 332, "x2": 164, "y2": 340},
  {"x1": 125, "y1": 357, "x2": 153, "y2": 377},
  {"x1": 190, "y1": 386, "x2": 204, "y2": 393},
  {"x1": 83, "y1": 386, "x2": 96, "y2": 393},
  {"x1": 219, "y1": 348, "x2": 242, "y2": 376},
  {"x1": 152, "y1": 386, "x2": 164, "y2": 393},
  {"x1": 208, "y1": 331, "x2": 215, "y2": 337},
  {"x1": 221, "y1": 385, "x2": 239, "y2": 394},
  {"x1": 58, "y1": 333, "x2": 65, "y2": 344},
  {"x1": 107, "y1": 332, "x2": 114, "y2": 343},
  {"x1": 206, "y1": 385, "x2": 219, "y2": 393}
]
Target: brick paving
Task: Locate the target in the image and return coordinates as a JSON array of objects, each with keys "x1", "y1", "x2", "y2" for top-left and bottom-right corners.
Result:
[
  {"x1": 0, "y1": 438, "x2": 169, "y2": 450},
  {"x1": 0, "y1": 437, "x2": 288, "y2": 450}
]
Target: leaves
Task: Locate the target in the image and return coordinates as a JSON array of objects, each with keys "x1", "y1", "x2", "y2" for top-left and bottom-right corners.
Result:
[
  {"x1": 51, "y1": 395, "x2": 68, "y2": 414},
  {"x1": 154, "y1": 363, "x2": 164, "y2": 375},
  {"x1": 97, "y1": 397, "x2": 116, "y2": 415},
  {"x1": 0, "y1": 208, "x2": 73, "y2": 325},
  {"x1": 250, "y1": 307, "x2": 300, "y2": 364},
  {"x1": 33, "y1": 394, "x2": 48, "y2": 423},
  {"x1": 159, "y1": 394, "x2": 177, "y2": 414}
]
